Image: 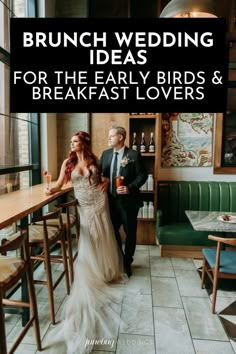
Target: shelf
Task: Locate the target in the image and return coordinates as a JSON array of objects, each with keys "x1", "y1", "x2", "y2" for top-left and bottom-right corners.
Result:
[
  {"x1": 128, "y1": 112, "x2": 159, "y2": 244},
  {"x1": 140, "y1": 153, "x2": 155, "y2": 157},
  {"x1": 129, "y1": 114, "x2": 159, "y2": 118},
  {"x1": 140, "y1": 190, "x2": 155, "y2": 194},
  {"x1": 137, "y1": 218, "x2": 156, "y2": 222}
]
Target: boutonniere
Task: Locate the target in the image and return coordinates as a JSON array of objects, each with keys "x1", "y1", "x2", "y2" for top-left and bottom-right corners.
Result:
[{"x1": 120, "y1": 155, "x2": 134, "y2": 167}]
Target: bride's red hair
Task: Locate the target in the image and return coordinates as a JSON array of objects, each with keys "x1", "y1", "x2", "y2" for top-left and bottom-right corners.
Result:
[{"x1": 64, "y1": 131, "x2": 101, "y2": 184}]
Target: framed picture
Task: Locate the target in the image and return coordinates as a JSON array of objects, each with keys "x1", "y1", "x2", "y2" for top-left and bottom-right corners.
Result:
[{"x1": 161, "y1": 113, "x2": 213, "y2": 167}]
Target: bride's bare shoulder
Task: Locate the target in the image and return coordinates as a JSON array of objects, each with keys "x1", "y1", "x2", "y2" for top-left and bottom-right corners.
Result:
[{"x1": 62, "y1": 158, "x2": 69, "y2": 166}]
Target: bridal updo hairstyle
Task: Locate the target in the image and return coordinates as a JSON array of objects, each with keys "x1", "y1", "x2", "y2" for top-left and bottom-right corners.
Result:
[{"x1": 64, "y1": 131, "x2": 101, "y2": 184}]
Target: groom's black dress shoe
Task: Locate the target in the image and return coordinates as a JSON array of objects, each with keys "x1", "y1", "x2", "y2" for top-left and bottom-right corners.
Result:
[{"x1": 126, "y1": 264, "x2": 132, "y2": 277}]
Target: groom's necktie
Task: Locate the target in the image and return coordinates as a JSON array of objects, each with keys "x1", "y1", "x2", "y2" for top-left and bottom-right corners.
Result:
[{"x1": 112, "y1": 152, "x2": 118, "y2": 196}]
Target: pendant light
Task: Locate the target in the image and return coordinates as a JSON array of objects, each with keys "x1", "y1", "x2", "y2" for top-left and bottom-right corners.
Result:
[{"x1": 160, "y1": 0, "x2": 217, "y2": 18}]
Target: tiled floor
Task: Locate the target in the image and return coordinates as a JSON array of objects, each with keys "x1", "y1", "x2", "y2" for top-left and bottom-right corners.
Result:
[{"x1": 5, "y1": 245, "x2": 236, "y2": 354}]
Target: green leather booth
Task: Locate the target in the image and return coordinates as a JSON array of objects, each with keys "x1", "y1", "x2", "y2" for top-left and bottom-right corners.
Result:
[{"x1": 156, "y1": 181, "x2": 236, "y2": 258}]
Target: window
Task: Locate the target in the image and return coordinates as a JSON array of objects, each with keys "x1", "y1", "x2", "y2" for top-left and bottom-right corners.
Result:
[{"x1": 0, "y1": 0, "x2": 40, "y2": 194}]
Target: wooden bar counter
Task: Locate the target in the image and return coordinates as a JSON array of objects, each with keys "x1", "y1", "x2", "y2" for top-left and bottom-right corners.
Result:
[
  {"x1": 0, "y1": 182, "x2": 73, "y2": 325},
  {"x1": 0, "y1": 183, "x2": 73, "y2": 229}
]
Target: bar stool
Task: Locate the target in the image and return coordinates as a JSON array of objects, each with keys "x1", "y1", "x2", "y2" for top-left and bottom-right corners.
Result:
[
  {"x1": 28, "y1": 209, "x2": 70, "y2": 324},
  {"x1": 0, "y1": 230, "x2": 41, "y2": 354},
  {"x1": 56, "y1": 198, "x2": 80, "y2": 284},
  {"x1": 37, "y1": 198, "x2": 80, "y2": 284}
]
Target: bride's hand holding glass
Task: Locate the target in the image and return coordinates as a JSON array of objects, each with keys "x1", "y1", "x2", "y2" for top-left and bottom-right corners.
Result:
[
  {"x1": 45, "y1": 187, "x2": 52, "y2": 195},
  {"x1": 43, "y1": 171, "x2": 52, "y2": 195}
]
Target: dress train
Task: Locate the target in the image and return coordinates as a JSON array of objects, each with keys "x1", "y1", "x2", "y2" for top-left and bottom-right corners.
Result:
[{"x1": 45, "y1": 169, "x2": 124, "y2": 354}]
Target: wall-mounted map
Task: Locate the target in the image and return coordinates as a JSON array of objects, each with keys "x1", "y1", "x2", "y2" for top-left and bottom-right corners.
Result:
[{"x1": 161, "y1": 113, "x2": 214, "y2": 167}]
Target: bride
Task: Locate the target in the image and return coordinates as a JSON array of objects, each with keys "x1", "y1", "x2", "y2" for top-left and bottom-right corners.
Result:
[{"x1": 45, "y1": 131, "x2": 124, "y2": 354}]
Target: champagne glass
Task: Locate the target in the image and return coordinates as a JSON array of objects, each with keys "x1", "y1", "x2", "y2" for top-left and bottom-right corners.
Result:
[
  {"x1": 116, "y1": 176, "x2": 124, "y2": 188},
  {"x1": 6, "y1": 182, "x2": 13, "y2": 193},
  {"x1": 45, "y1": 172, "x2": 52, "y2": 189}
]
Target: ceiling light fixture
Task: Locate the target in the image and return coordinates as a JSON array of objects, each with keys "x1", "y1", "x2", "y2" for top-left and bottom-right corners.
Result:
[{"x1": 160, "y1": 0, "x2": 217, "y2": 18}]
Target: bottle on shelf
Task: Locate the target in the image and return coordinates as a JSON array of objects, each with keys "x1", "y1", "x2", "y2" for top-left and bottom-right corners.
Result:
[
  {"x1": 148, "y1": 202, "x2": 154, "y2": 219},
  {"x1": 140, "y1": 180, "x2": 148, "y2": 191},
  {"x1": 138, "y1": 207, "x2": 143, "y2": 219},
  {"x1": 140, "y1": 132, "x2": 146, "y2": 153},
  {"x1": 142, "y1": 201, "x2": 148, "y2": 218},
  {"x1": 131, "y1": 132, "x2": 138, "y2": 151},
  {"x1": 147, "y1": 174, "x2": 154, "y2": 191},
  {"x1": 148, "y1": 132, "x2": 155, "y2": 153}
]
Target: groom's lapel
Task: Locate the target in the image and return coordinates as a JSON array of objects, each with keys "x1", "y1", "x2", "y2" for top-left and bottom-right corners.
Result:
[
  {"x1": 122, "y1": 146, "x2": 128, "y2": 158},
  {"x1": 107, "y1": 150, "x2": 113, "y2": 171},
  {"x1": 119, "y1": 146, "x2": 128, "y2": 175}
]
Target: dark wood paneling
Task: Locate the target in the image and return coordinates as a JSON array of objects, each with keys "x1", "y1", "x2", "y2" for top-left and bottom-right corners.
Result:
[
  {"x1": 130, "y1": 0, "x2": 158, "y2": 17},
  {"x1": 89, "y1": 0, "x2": 128, "y2": 17}
]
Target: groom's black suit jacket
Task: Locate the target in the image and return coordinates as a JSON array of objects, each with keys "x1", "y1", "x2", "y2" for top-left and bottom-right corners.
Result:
[{"x1": 100, "y1": 146, "x2": 148, "y2": 208}]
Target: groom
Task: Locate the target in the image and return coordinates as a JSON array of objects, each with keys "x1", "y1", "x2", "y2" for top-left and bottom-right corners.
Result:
[{"x1": 100, "y1": 125, "x2": 148, "y2": 277}]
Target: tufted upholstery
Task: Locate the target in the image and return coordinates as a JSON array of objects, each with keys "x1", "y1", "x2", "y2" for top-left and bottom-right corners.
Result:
[
  {"x1": 158, "y1": 181, "x2": 236, "y2": 223},
  {"x1": 156, "y1": 181, "x2": 236, "y2": 258}
]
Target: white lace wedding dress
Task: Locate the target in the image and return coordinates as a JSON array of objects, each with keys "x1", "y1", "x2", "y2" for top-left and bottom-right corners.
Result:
[{"x1": 46, "y1": 168, "x2": 124, "y2": 354}]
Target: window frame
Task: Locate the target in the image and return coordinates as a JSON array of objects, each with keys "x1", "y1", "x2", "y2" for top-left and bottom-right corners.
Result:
[
  {"x1": 214, "y1": 34, "x2": 236, "y2": 174},
  {"x1": 0, "y1": 0, "x2": 41, "y2": 188}
]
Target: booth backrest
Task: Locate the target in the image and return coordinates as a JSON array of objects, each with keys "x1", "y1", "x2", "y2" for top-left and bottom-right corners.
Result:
[{"x1": 158, "y1": 181, "x2": 236, "y2": 224}]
